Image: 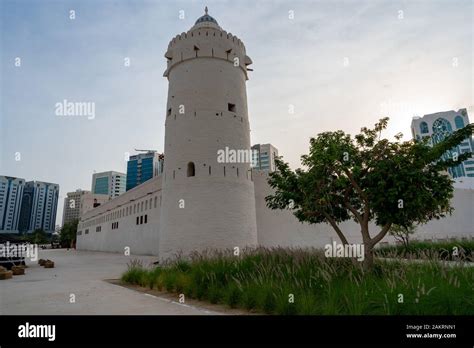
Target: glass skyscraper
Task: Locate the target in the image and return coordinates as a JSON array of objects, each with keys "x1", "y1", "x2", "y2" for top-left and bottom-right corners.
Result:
[
  {"x1": 18, "y1": 181, "x2": 59, "y2": 234},
  {"x1": 0, "y1": 176, "x2": 25, "y2": 233},
  {"x1": 251, "y1": 144, "x2": 279, "y2": 172},
  {"x1": 126, "y1": 152, "x2": 164, "y2": 191},
  {"x1": 91, "y1": 171, "x2": 126, "y2": 199}
]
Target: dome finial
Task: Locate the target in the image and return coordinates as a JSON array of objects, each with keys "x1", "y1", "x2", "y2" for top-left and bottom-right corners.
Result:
[{"x1": 205, "y1": 6, "x2": 208, "y2": 15}]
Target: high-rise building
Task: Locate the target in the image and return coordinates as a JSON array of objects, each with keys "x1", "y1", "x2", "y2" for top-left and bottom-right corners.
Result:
[
  {"x1": 91, "y1": 171, "x2": 126, "y2": 199},
  {"x1": 0, "y1": 176, "x2": 25, "y2": 233},
  {"x1": 126, "y1": 151, "x2": 164, "y2": 191},
  {"x1": 411, "y1": 108, "x2": 474, "y2": 179},
  {"x1": 251, "y1": 144, "x2": 279, "y2": 172},
  {"x1": 62, "y1": 189, "x2": 109, "y2": 226},
  {"x1": 18, "y1": 181, "x2": 59, "y2": 233}
]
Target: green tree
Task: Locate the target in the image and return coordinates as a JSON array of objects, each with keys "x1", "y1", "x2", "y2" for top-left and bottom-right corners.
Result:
[
  {"x1": 265, "y1": 118, "x2": 473, "y2": 270},
  {"x1": 60, "y1": 219, "x2": 79, "y2": 248},
  {"x1": 389, "y1": 223, "x2": 416, "y2": 248},
  {"x1": 27, "y1": 229, "x2": 49, "y2": 244}
]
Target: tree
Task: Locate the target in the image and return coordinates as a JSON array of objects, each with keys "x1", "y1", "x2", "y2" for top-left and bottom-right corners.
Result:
[
  {"x1": 26, "y1": 229, "x2": 49, "y2": 245},
  {"x1": 389, "y1": 224, "x2": 416, "y2": 248},
  {"x1": 60, "y1": 219, "x2": 79, "y2": 248},
  {"x1": 265, "y1": 118, "x2": 473, "y2": 270}
]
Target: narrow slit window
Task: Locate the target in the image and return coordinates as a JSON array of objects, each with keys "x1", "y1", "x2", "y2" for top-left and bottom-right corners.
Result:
[{"x1": 187, "y1": 162, "x2": 195, "y2": 177}]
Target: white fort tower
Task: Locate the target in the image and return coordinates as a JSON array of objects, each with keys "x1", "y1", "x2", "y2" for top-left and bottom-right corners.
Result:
[{"x1": 159, "y1": 8, "x2": 258, "y2": 258}]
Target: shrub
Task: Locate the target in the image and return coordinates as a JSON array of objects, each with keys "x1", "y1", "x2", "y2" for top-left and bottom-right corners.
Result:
[{"x1": 121, "y1": 247, "x2": 474, "y2": 315}]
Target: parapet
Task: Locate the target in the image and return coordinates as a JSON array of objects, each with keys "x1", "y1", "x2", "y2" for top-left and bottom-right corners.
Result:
[{"x1": 163, "y1": 26, "x2": 252, "y2": 79}]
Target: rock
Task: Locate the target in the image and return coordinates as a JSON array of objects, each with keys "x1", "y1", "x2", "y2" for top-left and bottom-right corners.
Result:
[
  {"x1": 43, "y1": 260, "x2": 54, "y2": 268},
  {"x1": 12, "y1": 265, "x2": 25, "y2": 275},
  {"x1": 0, "y1": 271, "x2": 13, "y2": 280}
]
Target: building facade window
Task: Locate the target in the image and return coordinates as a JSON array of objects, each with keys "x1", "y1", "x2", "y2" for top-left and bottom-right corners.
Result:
[
  {"x1": 420, "y1": 121, "x2": 429, "y2": 134},
  {"x1": 455, "y1": 116, "x2": 465, "y2": 129}
]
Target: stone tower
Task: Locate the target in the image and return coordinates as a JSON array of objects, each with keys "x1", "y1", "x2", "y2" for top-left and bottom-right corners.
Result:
[{"x1": 158, "y1": 8, "x2": 258, "y2": 259}]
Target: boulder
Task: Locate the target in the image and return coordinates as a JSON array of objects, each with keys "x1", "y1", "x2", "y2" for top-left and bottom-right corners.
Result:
[
  {"x1": 12, "y1": 265, "x2": 25, "y2": 275},
  {"x1": 43, "y1": 260, "x2": 55, "y2": 268},
  {"x1": 0, "y1": 270, "x2": 13, "y2": 280}
]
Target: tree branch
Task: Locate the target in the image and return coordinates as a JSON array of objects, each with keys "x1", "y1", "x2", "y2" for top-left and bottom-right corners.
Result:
[
  {"x1": 322, "y1": 212, "x2": 350, "y2": 245},
  {"x1": 369, "y1": 223, "x2": 392, "y2": 246},
  {"x1": 342, "y1": 168, "x2": 370, "y2": 228}
]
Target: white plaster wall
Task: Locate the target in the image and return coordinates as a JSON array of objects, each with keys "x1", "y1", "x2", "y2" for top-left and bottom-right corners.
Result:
[
  {"x1": 159, "y1": 25, "x2": 258, "y2": 260},
  {"x1": 76, "y1": 177, "x2": 162, "y2": 255},
  {"x1": 254, "y1": 171, "x2": 474, "y2": 248}
]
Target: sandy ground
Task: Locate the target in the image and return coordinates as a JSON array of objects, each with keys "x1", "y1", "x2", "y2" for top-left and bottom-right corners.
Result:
[{"x1": 0, "y1": 249, "x2": 225, "y2": 315}]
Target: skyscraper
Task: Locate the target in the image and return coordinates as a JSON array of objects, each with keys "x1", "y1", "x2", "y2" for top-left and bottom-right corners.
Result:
[
  {"x1": 411, "y1": 108, "x2": 474, "y2": 179},
  {"x1": 251, "y1": 144, "x2": 279, "y2": 172},
  {"x1": 18, "y1": 181, "x2": 59, "y2": 233},
  {"x1": 91, "y1": 171, "x2": 126, "y2": 199},
  {"x1": 0, "y1": 176, "x2": 25, "y2": 233},
  {"x1": 126, "y1": 151, "x2": 164, "y2": 191}
]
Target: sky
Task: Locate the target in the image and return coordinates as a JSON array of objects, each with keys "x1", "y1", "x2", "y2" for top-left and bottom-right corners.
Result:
[{"x1": 1, "y1": 0, "x2": 473, "y2": 226}]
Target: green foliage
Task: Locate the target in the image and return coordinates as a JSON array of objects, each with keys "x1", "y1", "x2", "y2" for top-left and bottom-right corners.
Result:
[
  {"x1": 121, "y1": 248, "x2": 474, "y2": 315},
  {"x1": 265, "y1": 118, "x2": 473, "y2": 269},
  {"x1": 60, "y1": 219, "x2": 79, "y2": 247},
  {"x1": 23, "y1": 229, "x2": 50, "y2": 244},
  {"x1": 389, "y1": 224, "x2": 417, "y2": 247},
  {"x1": 377, "y1": 240, "x2": 474, "y2": 261}
]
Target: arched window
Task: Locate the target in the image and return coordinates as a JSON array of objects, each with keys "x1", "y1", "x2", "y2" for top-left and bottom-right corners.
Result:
[
  {"x1": 432, "y1": 118, "x2": 452, "y2": 144},
  {"x1": 455, "y1": 116, "x2": 464, "y2": 129},
  {"x1": 187, "y1": 162, "x2": 195, "y2": 177},
  {"x1": 420, "y1": 121, "x2": 429, "y2": 134}
]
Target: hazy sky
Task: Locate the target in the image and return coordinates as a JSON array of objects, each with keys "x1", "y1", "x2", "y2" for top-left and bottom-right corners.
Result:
[{"x1": 1, "y1": 0, "x2": 472, "y2": 226}]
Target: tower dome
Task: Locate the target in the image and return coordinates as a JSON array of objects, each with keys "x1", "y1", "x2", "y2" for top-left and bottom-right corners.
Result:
[{"x1": 195, "y1": 7, "x2": 218, "y2": 25}]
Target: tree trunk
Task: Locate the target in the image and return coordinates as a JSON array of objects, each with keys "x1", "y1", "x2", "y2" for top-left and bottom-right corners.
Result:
[{"x1": 363, "y1": 245, "x2": 374, "y2": 271}]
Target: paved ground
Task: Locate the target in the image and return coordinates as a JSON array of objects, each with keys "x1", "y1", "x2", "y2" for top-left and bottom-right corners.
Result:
[{"x1": 0, "y1": 249, "x2": 222, "y2": 315}]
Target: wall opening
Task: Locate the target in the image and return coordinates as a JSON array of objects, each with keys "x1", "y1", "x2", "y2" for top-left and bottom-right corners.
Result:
[
  {"x1": 187, "y1": 162, "x2": 195, "y2": 177},
  {"x1": 228, "y1": 103, "x2": 236, "y2": 112}
]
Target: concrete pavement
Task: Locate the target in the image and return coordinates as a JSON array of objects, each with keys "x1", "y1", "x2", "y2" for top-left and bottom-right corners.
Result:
[{"x1": 0, "y1": 249, "x2": 222, "y2": 315}]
